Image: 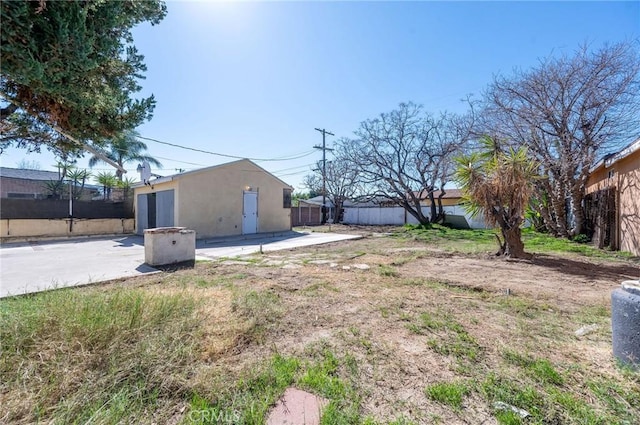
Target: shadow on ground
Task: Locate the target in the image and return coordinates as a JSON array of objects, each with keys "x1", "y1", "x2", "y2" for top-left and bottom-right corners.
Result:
[{"x1": 533, "y1": 254, "x2": 640, "y2": 281}]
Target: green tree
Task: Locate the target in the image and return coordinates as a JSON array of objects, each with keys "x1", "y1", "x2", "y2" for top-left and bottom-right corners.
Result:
[
  {"x1": 44, "y1": 180, "x2": 64, "y2": 200},
  {"x1": 116, "y1": 176, "x2": 137, "y2": 201},
  {"x1": 96, "y1": 172, "x2": 117, "y2": 201},
  {"x1": 0, "y1": 0, "x2": 166, "y2": 153},
  {"x1": 455, "y1": 136, "x2": 538, "y2": 258},
  {"x1": 88, "y1": 130, "x2": 162, "y2": 180},
  {"x1": 67, "y1": 168, "x2": 91, "y2": 200}
]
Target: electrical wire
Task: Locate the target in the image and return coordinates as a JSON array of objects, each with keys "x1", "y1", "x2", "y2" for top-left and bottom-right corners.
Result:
[
  {"x1": 270, "y1": 163, "x2": 316, "y2": 174},
  {"x1": 275, "y1": 169, "x2": 314, "y2": 177},
  {"x1": 153, "y1": 155, "x2": 207, "y2": 167},
  {"x1": 136, "y1": 135, "x2": 317, "y2": 162}
]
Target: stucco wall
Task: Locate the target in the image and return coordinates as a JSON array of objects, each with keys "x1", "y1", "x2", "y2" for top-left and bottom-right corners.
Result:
[
  {"x1": 587, "y1": 150, "x2": 640, "y2": 256},
  {"x1": 133, "y1": 160, "x2": 292, "y2": 239},
  {"x1": 0, "y1": 218, "x2": 134, "y2": 240},
  {"x1": 617, "y1": 153, "x2": 640, "y2": 256}
]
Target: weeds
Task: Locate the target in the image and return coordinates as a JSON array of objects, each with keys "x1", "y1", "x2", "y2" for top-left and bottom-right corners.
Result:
[
  {"x1": 480, "y1": 373, "x2": 545, "y2": 420},
  {"x1": 231, "y1": 289, "x2": 283, "y2": 341},
  {"x1": 397, "y1": 224, "x2": 638, "y2": 260},
  {"x1": 189, "y1": 348, "x2": 366, "y2": 424},
  {"x1": 502, "y1": 350, "x2": 564, "y2": 385},
  {"x1": 302, "y1": 280, "x2": 339, "y2": 295},
  {"x1": 188, "y1": 354, "x2": 299, "y2": 424},
  {"x1": 0, "y1": 287, "x2": 199, "y2": 423},
  {"x1": 425, "y1": 381, "x2": 471, "y2": 410},
  {"x1": 378, "y1": 264, "x2": 400, "y2": 277},
  {"x1": 406, "y1": 309, "x2": 483, "y2": 365}
]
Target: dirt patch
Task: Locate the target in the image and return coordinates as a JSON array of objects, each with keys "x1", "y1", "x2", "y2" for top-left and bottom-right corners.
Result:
[
  {"x1": 148, "y1": 234, "x2": 636, "y2": 423},
  {"x1": 29, "y1": 230, "x2": 637, "y2": 424}
]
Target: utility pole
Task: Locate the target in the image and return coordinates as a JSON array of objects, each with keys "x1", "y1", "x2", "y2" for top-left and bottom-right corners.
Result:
[{"x1": 314, "y1": 128, "x2": 334, "y2": 224}]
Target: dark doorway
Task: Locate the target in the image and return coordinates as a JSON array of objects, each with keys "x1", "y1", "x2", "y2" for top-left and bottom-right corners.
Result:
[{"x1": 147, "y1": 192, "x2": 157, "y2": 229}]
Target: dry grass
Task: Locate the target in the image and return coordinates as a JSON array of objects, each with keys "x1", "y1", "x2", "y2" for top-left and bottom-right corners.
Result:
[{"x1": 1, "y1": 226, "x2": 639, "y2": 424}]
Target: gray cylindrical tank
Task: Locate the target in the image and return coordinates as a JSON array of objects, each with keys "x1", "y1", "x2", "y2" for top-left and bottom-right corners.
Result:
[{"x1": 612, "y1": 280, "x2": 640, "y2": 369}]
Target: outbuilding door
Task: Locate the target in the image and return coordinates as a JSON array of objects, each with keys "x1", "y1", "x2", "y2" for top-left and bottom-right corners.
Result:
[
  {"x1": 136, "y1": 189, "x2": 175, "y2": 234},
  {"x1": 242, "y1": 191, "x2": 258, "y2": 234}
]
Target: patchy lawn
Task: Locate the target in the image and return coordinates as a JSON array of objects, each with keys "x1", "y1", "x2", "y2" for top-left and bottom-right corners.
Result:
[{"x1": 1, "y1": 226, "x2": 639, "y2": 424}]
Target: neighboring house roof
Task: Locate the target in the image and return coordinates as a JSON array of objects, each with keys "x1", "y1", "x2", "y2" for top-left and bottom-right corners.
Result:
[
  {"x1": 344, "y1": 196, "x2": 399, "y2": 207},
  {"x1": 591, "y1": 136, "x2": 640, "y2": 172},
  {"x1": 132, "y1": 159, "x2": 293, "y2": 189},
  {"x1": 413, "y1": 188, "x2": 463, "y2": 200},
  {"x1": 299, "y1": 196, "x2": 329, "y2": 207},
  {"x1": 0, "y1": 167, "x2": 60, "y2": 181},
  {"x1": 301, "y1": 195, "x2": 397, "y2": 208}
]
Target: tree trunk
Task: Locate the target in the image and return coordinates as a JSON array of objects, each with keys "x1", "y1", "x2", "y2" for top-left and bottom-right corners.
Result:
[
  {"x1": 537, "y1": 202, "x2": 556, "y2": 235},
  {"x1": 334, "y1": 199, "x2": 344, "y2": 223},
  {"x1": 404, "y1": 201, "x2": 430, "y2": 226},
  {"x1": 569, "y1": 182, "x2": 586, "y2": 236},
  {"x1": 436, "y1": 193, "x2": 445, "y2": 222},
  {"x1": 549, "y1": 181, "x2": 569, "y2": 237},
  {"x1": 427, "y1": 191, "x2": 438, "y2": 223},
  {"x1": 502, "y1": 226, "x2": 529, "y2": 258}
]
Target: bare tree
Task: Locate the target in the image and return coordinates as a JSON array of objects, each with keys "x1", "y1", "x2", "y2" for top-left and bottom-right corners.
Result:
[
  {"x1": 342, "y1": 102, "x2": 471, "y2": 225},
  {"x1": 16, "y1": 159, "x2": 41, "y2": 170},
  {"x1": 303, "y1": 140, "x2": 364, "y2": 223},
  {"x1": 479, "y1": 41, "x2": 640, "y2": 236}
]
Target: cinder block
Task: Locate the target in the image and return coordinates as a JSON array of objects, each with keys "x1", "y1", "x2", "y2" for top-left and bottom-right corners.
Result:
[{"x1": 144, "y1": 227, "x2": 196, "y2": 266}]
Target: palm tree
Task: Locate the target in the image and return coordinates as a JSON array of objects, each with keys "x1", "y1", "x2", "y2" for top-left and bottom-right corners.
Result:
[
  {"x1": 116, "y1": 176, "x2": 137, "y2": 201},
  {"x1": 96, "y1": 172, "x2": 117, "y2": 200},
  {"x1": 455, "y1": 136, "x2": 539, "y2": 259},
  {"x1": 89, "y1": 130, "x2": 162, "y2": 180},
  {"x1": 67, "y1": 168, "x2": 91, "y2": 200}
]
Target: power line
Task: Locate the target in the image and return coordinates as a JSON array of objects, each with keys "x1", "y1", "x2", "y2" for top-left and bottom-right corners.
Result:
[
  {"x1": 275, "y1": 169, "x2": 314, "y2": 178},
  {"x1": 136, "y1": 135, "x2": 316, "y2": 162},
  {"x1": 271, "y1": 163, "x2": 316, "y2": 174},
  {"x1": 153, "y1": 155, "x2": 207, "y2": 167},
  {"x1": 314, "y1": 128, "x2": 334, "y2": 224}
]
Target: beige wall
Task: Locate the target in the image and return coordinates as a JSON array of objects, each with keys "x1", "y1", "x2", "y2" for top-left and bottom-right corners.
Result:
[
  {"x1": 616, "y1": 153, "x2": 640, "y2": 256},
  {"x1": 420, "y1": 197, "x2": 462, "y2": 207},
  {"x1": 134, "y1": 160, "x2": 292, "y2": 239},
  {"x1": 1, "y1": 218, "x2": 134, "y2": 240},
  {"x1": 587, "y1": 150, "x2": 640, "y2": 256}
]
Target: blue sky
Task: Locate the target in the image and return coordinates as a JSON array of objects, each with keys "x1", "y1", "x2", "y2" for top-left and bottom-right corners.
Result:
[{"x1": 2, "y1": 1, "x2": 639, "y2": 191}]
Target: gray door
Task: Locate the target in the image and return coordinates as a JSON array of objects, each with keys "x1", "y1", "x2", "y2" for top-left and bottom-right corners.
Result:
[
  {"x1": 156, "y1": 189, "x2": 175, "y2": 227},
  {"x1": 136, "y1": 194, "x2": 148, "y2": 235},
  {"x1": 136, "y1": 189, "x2": 174, "y2": 234},
  {"x1": 242, "y1": 191, "x2": 258, "y2": 234}
]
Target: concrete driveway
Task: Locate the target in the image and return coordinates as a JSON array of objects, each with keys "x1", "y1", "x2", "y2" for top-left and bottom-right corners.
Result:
[{"x1": 0, "y1": 231, "x2": 361, "y2": 298}]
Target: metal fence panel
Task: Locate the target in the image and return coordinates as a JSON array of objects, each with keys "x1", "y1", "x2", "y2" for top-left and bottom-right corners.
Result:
[{"x1": 0, "y1": 198, "x2": 134, "y2": 219}]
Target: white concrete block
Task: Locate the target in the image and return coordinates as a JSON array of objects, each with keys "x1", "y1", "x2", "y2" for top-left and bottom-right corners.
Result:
[{"x1": 144, "y1": 227, "x2": 196, "y2": 266}]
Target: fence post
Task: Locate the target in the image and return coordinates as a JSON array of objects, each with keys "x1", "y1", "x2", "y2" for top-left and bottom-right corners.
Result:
[{"x1": 69, "y1": 182, "x2": 73, "y2": 232}]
